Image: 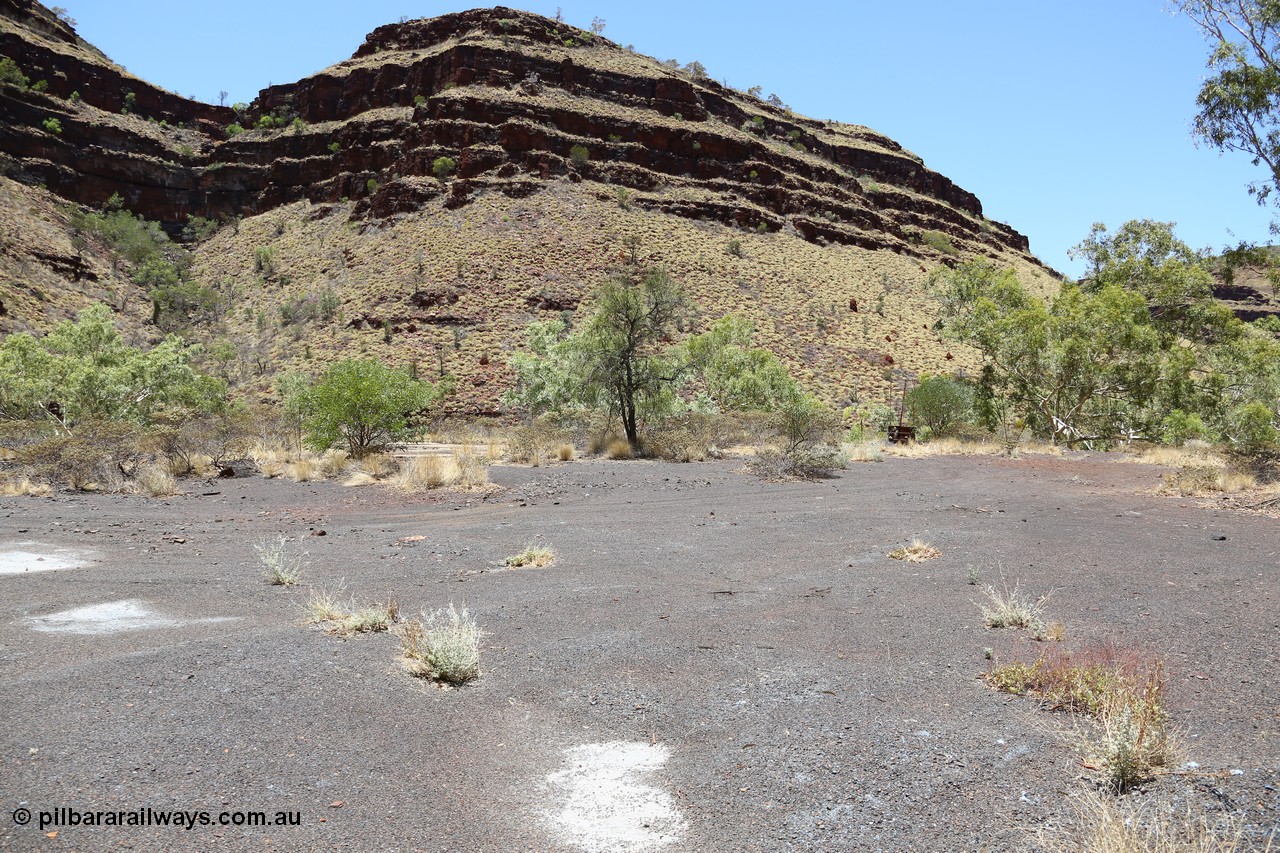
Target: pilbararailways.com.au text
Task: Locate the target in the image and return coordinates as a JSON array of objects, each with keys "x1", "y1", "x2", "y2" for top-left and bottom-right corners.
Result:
[{"x1": 22, "y1": 806, "x2": 302, "y2": 831}]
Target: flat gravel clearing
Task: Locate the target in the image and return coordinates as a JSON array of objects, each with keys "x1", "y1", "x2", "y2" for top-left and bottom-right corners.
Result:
[{"x1": 1, "y1": 455, "x2": 1276, "y2": 851}]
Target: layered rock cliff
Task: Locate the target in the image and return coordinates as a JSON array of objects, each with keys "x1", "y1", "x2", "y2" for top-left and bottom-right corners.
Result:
[{"x1": 0, "y1": 1, "x2": 1058, "y2": 412}]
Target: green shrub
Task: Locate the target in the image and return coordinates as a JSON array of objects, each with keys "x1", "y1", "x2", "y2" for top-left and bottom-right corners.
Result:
[
  {"x1": 327, "y1": 141, "x2": 340, "y2": 154},
  {"x1": 568, "y1": 144, "x2": 590, "y2": 167},
  {"x1": 41, "y1": 117, "x2": 62, "y2": 134},
  {"x1": 906, "y1": 375, "x2": 973, "y2": 436},
  {"x1": 432, "y1": 156, "x2": 456, "y2": 179},
  {"x1": 288, "y1": 359, "x2": 442, "y2": 457},
  {"x1": 225, "y1": 123, "x2": 244, "y2": 136},
  {"x1": 31, "y1": 79, "x2": 47, "y2": 93},
  {"x1": 922, "y1": 230, "x2": 959, "y2": 255},
  {"x1": 0, "y1": 56, "x2": 29, "y2": 88}
]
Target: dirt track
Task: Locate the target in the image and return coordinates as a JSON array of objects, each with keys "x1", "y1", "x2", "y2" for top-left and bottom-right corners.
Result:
[{"x1": 2, "y1": 454, "x2": 1277, "y2": 851}]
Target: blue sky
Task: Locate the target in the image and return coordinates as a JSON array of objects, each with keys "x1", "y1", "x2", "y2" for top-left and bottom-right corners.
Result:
[{"x1": 69, "y1": 1, "x2": 1276, "y2": 276}]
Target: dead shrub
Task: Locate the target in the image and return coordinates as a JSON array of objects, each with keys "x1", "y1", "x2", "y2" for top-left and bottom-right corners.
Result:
[
  {"x1": 132, "y1": 464, "x2": 180, "y2": 497},
  {"x1": 17, "y1": 422, "x2": 142, "y2": 491},
  {"x1": 1037, "y1": 788, "x2": 1259, "y2": 853},
  {"x1": 986, "y1": 642, "x2": 1173, "y2": 791},
  {"x1": 646, "y1": 414, "x2": 715, "y2": 462},
  {"x1": 747, "y1": 446, "x2": 843, "y2": 480},
  {"x1": 888, "y1": 538, "x2": 941, "y2": 562}
]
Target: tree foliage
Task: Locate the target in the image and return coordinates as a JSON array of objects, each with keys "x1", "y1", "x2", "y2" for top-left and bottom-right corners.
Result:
[
  {"x1": 905, "y1": 375, "x2": 974, "y2": 436},
  {"x1": 1177, "y1": 0, "x2": 1280, "y2": 210},
  {"x1": 0, "y1": 304, "x2": 225, "y2": 432},
  {"x1": 505, "y1": 270, "x2": 805, "y2": 449},
  {"x1": 932, "y1": 221, "x2": 1280, "y2": 450},
  {"x1": 288, "y1": 359, "x2": 440, "y2": 457}
]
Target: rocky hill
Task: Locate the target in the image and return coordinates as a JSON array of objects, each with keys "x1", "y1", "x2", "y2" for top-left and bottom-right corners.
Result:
[{"x1": 0, "y1": 0, "x2": 1058, "y2": 413}]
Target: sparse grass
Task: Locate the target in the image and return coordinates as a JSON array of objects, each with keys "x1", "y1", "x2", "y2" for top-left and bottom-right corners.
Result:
[
  {"x1": 302, "y1": 581, "x2": 397, "y2": 635},
  {"x1": 0, "y1": 476, "x2": 53, "y2": 497},
  {"x1": 133, "y1": 464, "x2": 180, "y2": 497},
  {"x1": 841, "y1": 441, "x2": 884, "y2": 463},
  {"x1": 256, "y1": 536, "x2": 305, "y2": 586},
  {"x1": 303, "y1": 583, "x2": 348, "y2": 623},
  {"x1": 1037, "y1": 788, "x2": 1264, "y2": 853},
  {"x1": 888, "y1": 538, "x2": 941, "y2": 562},
  {"x1": 401, "y1": 603, "x2": 482, "y2": 684},
  {"x1": 986, "y1": 642, "x2": 1173, "y2": 792},
  {"x1": 505, "y1": 543, "x2": 555, "y2": 568},
  {"x1": 884, "y1": 437, "x2": 1062, "y2": 458},
  {"x1": 1158, "y1": 463, "x2": 1256, "y2": 496},
  {"x1": 978, "y1": 582, "x2": 1050, "y2": 633},
  {"x1": 392, "y1": 452, "x2": 488, "y2": 491},
  {"x1": 966, "y1": 565, "x2": 981, "y2": 585}
]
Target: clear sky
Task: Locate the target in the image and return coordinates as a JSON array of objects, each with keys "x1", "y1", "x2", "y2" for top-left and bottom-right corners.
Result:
[{"x1": 67, "y1": 0, "x2": 1277, "y2": 277}]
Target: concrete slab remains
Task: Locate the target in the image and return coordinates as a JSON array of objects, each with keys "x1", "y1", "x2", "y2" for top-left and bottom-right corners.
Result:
[
  {"x1": 0, "y1": 541, "x2": 92, "y2": 575},
  {"x1": 544, "y1": 741, "x2": 685, "y2": 853},
  {"x1": 24, "y1": 600, "x2": 237, "y2": 635}
]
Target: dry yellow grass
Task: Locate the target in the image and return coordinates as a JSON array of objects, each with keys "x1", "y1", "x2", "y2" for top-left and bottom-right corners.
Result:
[
  {"x1": 884, "y1": 437, "x2": 1063, "y2": 458},
  {"x1": 556, "y1": 443, "x2": 575, "y2": 461},
  {"x1": 1036, "y1": 789, "x2": 1263, "y2": 852},
  {"x1": 0, "y1": 476, "x2": 53, "y2": 497},
  {"x1": 505, "y1": 544, "x2": 555, "y2": 568},
  {"x1": 392, "y1": 452, "x2": 489, "y2": 492},
  {"x1": 1119, "y1": 443, "x2": 1224, "y2": 468},
  {"x1": 605, "y1": 439, "x2": 633, "y2": 460},
  {"x1": 342, "y1": 470, "x2": 379, "y2": 487},
  {"x1": 133, "y1": 464, "x2": 180, "y2": 497},
  {"x1": 287, "y1": 458, "x2": 323, "y2": 482},
  {"x1": 888, "y1": 538, "x2": 941, "y2": 562}
]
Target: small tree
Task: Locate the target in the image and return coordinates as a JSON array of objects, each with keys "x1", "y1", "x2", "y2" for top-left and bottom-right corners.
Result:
[
  {"x1": 290, "y1": 359, "x2": 440, "y2": 457},
  {"x1": 906, "y1": 375, "x2": 974, "y2": 436},
  {"x1": 432, "y1": 156, "x2": 457, "y2": 179}
]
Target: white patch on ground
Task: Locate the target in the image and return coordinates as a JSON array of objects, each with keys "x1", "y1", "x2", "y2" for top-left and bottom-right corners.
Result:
[
  {"x1": 544, "y1": 741, "x2": 685, "y2": 853},
  {"x1": 0, "y1": 542, "x2": 92, "y2": 575},
  {"x1": 25, "y1": 600, "x2": 237, "y2": 635}
]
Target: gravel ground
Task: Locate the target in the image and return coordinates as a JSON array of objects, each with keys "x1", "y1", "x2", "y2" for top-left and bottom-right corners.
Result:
[{"x1": 1, "y1": 453, "x2": 1277, "y2": 852}]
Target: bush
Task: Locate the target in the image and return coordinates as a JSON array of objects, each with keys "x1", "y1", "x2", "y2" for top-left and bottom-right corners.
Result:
[
  {"x1": 289, "y1": 359, "x2": 441, "y2": 458},
  {"x1": 505, "y1": 544, "x2": 554, "y2": 568},
  {"x1": 921, "y1": 230, "x2": 959, "y2": 255},
  {"x1": 256, "y1": 537, "x2": 305, "y2": 586},
  {"x1": 41, "y1": 117, "x2": 62, "y2": 135},
  {"x1": 568, "y1": 144, "x2": 590, "y2": 167},
  {"x1": 0, "y1": 56, "x2": 28, "y2": 88},
  {"x1": 906, "y1": 375, "x2": 974, "y2": 436},
  {"x1": 432, "y1": 156, "x2": 456, "y2": 179},
  {"x1": 402, "y1": 603, "x2": 482, "y2": 683}
]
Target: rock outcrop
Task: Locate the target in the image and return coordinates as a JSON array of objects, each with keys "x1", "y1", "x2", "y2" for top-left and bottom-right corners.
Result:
[{"x1": 0, "y1": 1, "x2": 1040, "y2": 266}]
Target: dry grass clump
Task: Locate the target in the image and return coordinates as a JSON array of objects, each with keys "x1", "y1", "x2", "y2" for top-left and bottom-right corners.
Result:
[
  {"x1": 401, "y1": 603, "x2": 482, "y2": 684},
  {"x1": 1158, "y1": 463, "x2": 1256, "y2": 496},
  {"x1": 1037, "y1": 789, "x2": 1260, "y2": 853},
  {"x1": 0, "y1": 476, "x2": 54, "y2": 497},
  {"x1": 287, "y1": 457, "x2": 323, "y2": 482},
  {"x1": 605, "y1": 439, "x2": 634, "y2": 459},
  {"x1": 303, "y1": 584, "x2": 348, "y2": 623},
  {"x1": 392, "y1": 452, "x2": 488, "y2": 491},
  {"x1": 884, "y1": 437, "x2": 1063, "y2": 458},
  {"x1": 987, "y1": 643, "x2": 1174, "y2": 792},
  {"x1": 132, "y1": 464, "x2": 180, "y2": 497},
  {"x1": 888, "y1": 538, "x2": 941, "y2": 562},
  {"x1": 302, "y1": 582, "x2": 398, "y2": 635},
  {"x1": 1121, "y1": 442, "x2": 1224, "y2": 468},
  {"x1": 343, "y1": 453, "x2": 399, "y2": 486},
  {"x1": 505, "y1": 544, "x2": 555, "y2": 568},
  {"x1": 978, "y1": 582, "x2": 1050, "y2": 633},
  {"x1": 256, "y1": 536, "x2": 305, "y2": 586},
  {"x1": 842, "y1": 441, "x2": 885, "y2": 463},
  {"x1": 556, "y1": 443, "x2": 575, "y2": 461}
]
